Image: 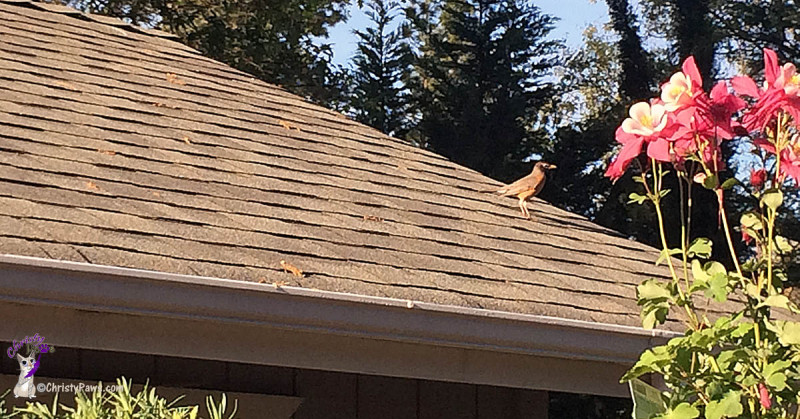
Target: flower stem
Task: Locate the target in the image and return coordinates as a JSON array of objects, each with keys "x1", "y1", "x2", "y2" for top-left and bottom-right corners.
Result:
[
  {"x1": 718, "y1": 190, "x2": 743, "y2": 277},
  {"x1": 651, "y1": 159, "x2": 698, "y2": 328},
  {"x1": 679, "y1": 174, "x2": 690, "y2": 289}
]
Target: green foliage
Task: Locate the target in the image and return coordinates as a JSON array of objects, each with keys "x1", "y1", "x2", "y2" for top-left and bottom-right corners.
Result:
[
  {"x1": 0, "y1": 378, "x2": 236, "y2": 419},
  {"x1": 350, "y1": 0, "x2": 413, "y2": 136},
  {"x1": 621, "y1": 130, "x2": 800, "y2": 417},
  {"x1": 406, "y1": 0, "x2": 561, "y2": 181}
]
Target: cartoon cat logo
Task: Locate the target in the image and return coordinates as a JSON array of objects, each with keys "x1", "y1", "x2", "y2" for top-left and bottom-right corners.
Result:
[{"x1": 14, "y1": 353, "x2": 36, "y2": 399}]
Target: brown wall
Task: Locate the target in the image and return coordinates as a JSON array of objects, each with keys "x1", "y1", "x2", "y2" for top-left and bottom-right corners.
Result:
[{"x1": 2, "y1": 344, "x2": 548, "y2": 419}]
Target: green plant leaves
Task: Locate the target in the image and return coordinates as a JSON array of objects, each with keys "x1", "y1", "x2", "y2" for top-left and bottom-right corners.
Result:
[
  {"x1": 629, "y1": 192, "x2": 649, "y2": 205},
  {"x1": 758, "y1": 295, "x2": 791, "y2": 310},
  {"x1": 720, "y1": 178, "x2": 739, "y2": 190},
  {"x1": 704, "y1": 391, "x2": 742, "y2": 419},
  {"x1": 775, "y1": 235, "x2": 794, "y2": 253},
  {"x1": 657, "y1": 403, "x2": 699, "y2": 419},
  {"x1": 705, "y1": 274, "x2": 729, "y2": 302},
  {"x1": 702, "y1": 174, "x2": 719, "y2": 190},
  {"x1": 690, "y1": 261, "x2": 731, "y2": 302},
  {"x1": 740, "y1": 212, "x2": 763, "y2": 231},
  {"x1": 637, "y1": 279, "x2": 672, "y2": 329},
  {"x1": 771, "y1": 321, "x2": 800, "y2": 346},
  {"x1": 760, "y1": 188, "x2": 783, "y2": 210},
  {"x1": 687, "y1": 238, "x2": 712, "y2": 259},
  {"x1": 763, "y1": 360, "x2": 791, "y2": 391},
  {"x1": 657, "y1": 248, "x2": 682, "y2": 266}
]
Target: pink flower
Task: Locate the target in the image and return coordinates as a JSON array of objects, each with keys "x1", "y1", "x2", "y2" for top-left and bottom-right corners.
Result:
[
  {"x1": 708, "y1": 81, "x2": 746, "y2": 138},
  {"x1": 754, "y1": 136, "x2": 800, "y2": 184},
  {"x1": 606, "y1": 102, "x2": 678, "y2": 180},
  {"x1": 621, "y1": 102, "x2": 669, "y2": 136},
  {"x1": 742, "y1": 226, "x2": 754, "y2": 244},
  {"x1": 605, "y1": 127, "x2": 645, "y2": 180},
  {"x1": 735, "y1": 49, "x2": 800, "y2": 131},
  {"x1": 759, "y1": 383, "x2": 772, "y2": 409},
  {"x1": 774, "y1": 62, "x2": 800, "y2": 96},
  {"x1": 661, "y1": 56, "x2": 705, "y2": 112}
]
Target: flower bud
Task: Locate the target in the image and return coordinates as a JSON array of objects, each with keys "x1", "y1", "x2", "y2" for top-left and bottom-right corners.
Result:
[{"x1": 750, "y1": 168, "x2": 767, "y2": 189}]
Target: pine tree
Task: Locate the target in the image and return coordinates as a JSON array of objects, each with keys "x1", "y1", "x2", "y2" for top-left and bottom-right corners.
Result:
[
  {"x1": 408, "y1": 0, "x2": 560, "y2": 182},
  {"x1": 350, "y1": 0, "x2": 412, "y2": 136}
]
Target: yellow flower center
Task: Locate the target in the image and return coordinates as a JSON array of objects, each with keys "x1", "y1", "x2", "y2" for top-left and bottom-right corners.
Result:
[
  {"x1": 639, "y1": 114, "x2": 653, "y2": 128},
  {"x1": 791, "y1": 74, "x2": 800, "y2": 86}
]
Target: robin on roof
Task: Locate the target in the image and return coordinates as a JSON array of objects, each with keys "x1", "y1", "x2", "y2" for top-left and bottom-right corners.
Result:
[{"x1": 492, "y1": 161, "x2": 556, "y2": 219}]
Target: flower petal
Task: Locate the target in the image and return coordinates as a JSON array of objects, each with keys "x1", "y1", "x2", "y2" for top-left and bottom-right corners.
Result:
[
  {"x1": 682, "y1": 56, "x2": 703, "y2": 88},
  {"x1": 764, "y1": 48, "x2": 779, "y2": 85},
  {"x1": 629, "y1": 102, "x2": 651, "y2": 121},
  {"x1": 732, "y1": 76, "x2": 760, "y2": 97},
  {"x1": 646, "y1": 138, "x2": 671, "y2": 162}
]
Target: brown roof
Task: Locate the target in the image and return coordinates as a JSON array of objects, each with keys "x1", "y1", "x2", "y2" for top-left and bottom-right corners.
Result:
[{"x1": 0, "y1": 0, "x2": 723, "y2": 327}]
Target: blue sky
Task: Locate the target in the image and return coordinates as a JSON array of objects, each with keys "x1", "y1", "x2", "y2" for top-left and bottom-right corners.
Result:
[{"x1": 327, "y1": 0, "x2": 610, "y2": 65}]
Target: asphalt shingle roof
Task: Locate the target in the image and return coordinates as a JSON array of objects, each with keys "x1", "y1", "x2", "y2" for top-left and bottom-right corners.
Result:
[{"x1": 0, "y1": 0, "x2": 727, "y2": 327}]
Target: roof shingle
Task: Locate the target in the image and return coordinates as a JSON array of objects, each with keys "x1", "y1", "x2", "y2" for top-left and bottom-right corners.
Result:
[{"x1": 0, "y1": 0, "x2": 695, "y2": 328}]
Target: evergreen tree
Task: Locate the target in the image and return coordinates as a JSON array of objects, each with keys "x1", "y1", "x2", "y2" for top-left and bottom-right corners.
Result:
[
  {"x1": 350, "y1": 0, "x2": 412, "y2": 136},
  {"x1": 409, "y1": 0, "x2": 561, "y2": 182},
  {"x1": 605, "y1": 0, "x2": 654, "y2": 102}
]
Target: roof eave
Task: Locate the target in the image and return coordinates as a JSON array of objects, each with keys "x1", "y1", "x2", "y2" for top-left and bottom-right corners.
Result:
[{"x1": 0, "y1": 254, "x2": 675, "y2": 365}]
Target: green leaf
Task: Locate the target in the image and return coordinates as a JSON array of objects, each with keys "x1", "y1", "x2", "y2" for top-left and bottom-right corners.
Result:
[
  {"x1": 704, "y1": 273, "x2": 728, "y2": 302},
  {"x1": 657, "y1": 403, "x2": 700, "y2": 419},
  {"x1": 720, "y1": 178, "x2": 739, "y2": 190},
  {"x1": 691, "y1": 259, "x2": 709, "y2": 283},
  {"x1": 740, "y1": 212, "x2": 763, "y2": 230},
  {"x1": 704, "y1": 261, "x2": 727, "y2": 277},
  {"x1": 775, "y1": 235, "x2": 794, "y2": 253},
  {"x1": 704, "y1": 391, "x2": 743, "y2": 419},
  {"x1": 703, "y1": 174, "x2": 719, "y2": 190},
  {"x1": 629, "y1": 378, "x2": 667, "y2": 419},
  {"x1": 766, "y1": 372, "x2": 787, "y2": 391},
  {"x1": 761, "y1": 188, "x2": 783, "y2": 210},
  {"x1": 774, "y1": 321, "x2": 800, "y2": 346},
  {"x1": 744, "y1": 283, "x2": 761, "y2": 299},
  {"x1": 759, "y1": 295, "x2": 790, "y2": 310},
  {"x1": 656, "y1": 248, "x2": 682, "y2": 266},
  {"x1": 641, "y1": 302, "x2": 670, "y2": 329},
  {"x1": 628, "y1": 192, "x2": 649, "y2": 205},
  {"x1": 687, "y1": 238, "x2": 713, "y2": 259},
  {"x1": 716, "y1": 349, "x2": 745, "y2": 369},
  {"x1": 638, "y1": 280, "x2": 672, "y2": 300},
  {"x1": 730, "y1": 322, "x2": 754, "y2": 338}
]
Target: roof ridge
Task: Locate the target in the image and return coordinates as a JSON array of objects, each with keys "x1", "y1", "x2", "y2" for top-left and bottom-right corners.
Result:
[{"x1": 1, "y1": 0, "x2": 180, "y2": 40}]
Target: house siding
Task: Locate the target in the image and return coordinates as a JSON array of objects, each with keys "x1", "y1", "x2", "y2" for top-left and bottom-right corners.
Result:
[{"x1": 2, "y1": 344, "x2": 548, "y2": 418}]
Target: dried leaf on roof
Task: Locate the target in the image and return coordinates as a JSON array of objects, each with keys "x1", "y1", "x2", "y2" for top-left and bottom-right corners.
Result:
[
  {"x1": 278, "y1": 120, "x2": 301, "y2": 131},
  {"x1": 165, "y1": 72, "x2": 187, "y2": 86},
  {"x1": 280, "y1": 260, "x2": 304, "y2": 278}
]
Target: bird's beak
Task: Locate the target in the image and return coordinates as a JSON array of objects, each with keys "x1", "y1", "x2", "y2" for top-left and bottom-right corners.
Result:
[{"x1": 548, "y1": 164, "x2": 557, "y2": 170}]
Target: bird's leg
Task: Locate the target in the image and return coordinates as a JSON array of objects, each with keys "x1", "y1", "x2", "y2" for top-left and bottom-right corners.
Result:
[{"x1": 519, "y1": 199, "x2": 530, "y2": 219}]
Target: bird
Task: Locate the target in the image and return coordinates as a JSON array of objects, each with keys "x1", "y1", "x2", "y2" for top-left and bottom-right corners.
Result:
[{"x1": 491, "y1": 161, "x2": 556, "y2": 219}]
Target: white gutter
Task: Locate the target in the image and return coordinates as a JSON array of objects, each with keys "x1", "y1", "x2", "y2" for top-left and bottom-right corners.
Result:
[{"x1": 0, "y1": 254, "x2": 677, "y2": 365}]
